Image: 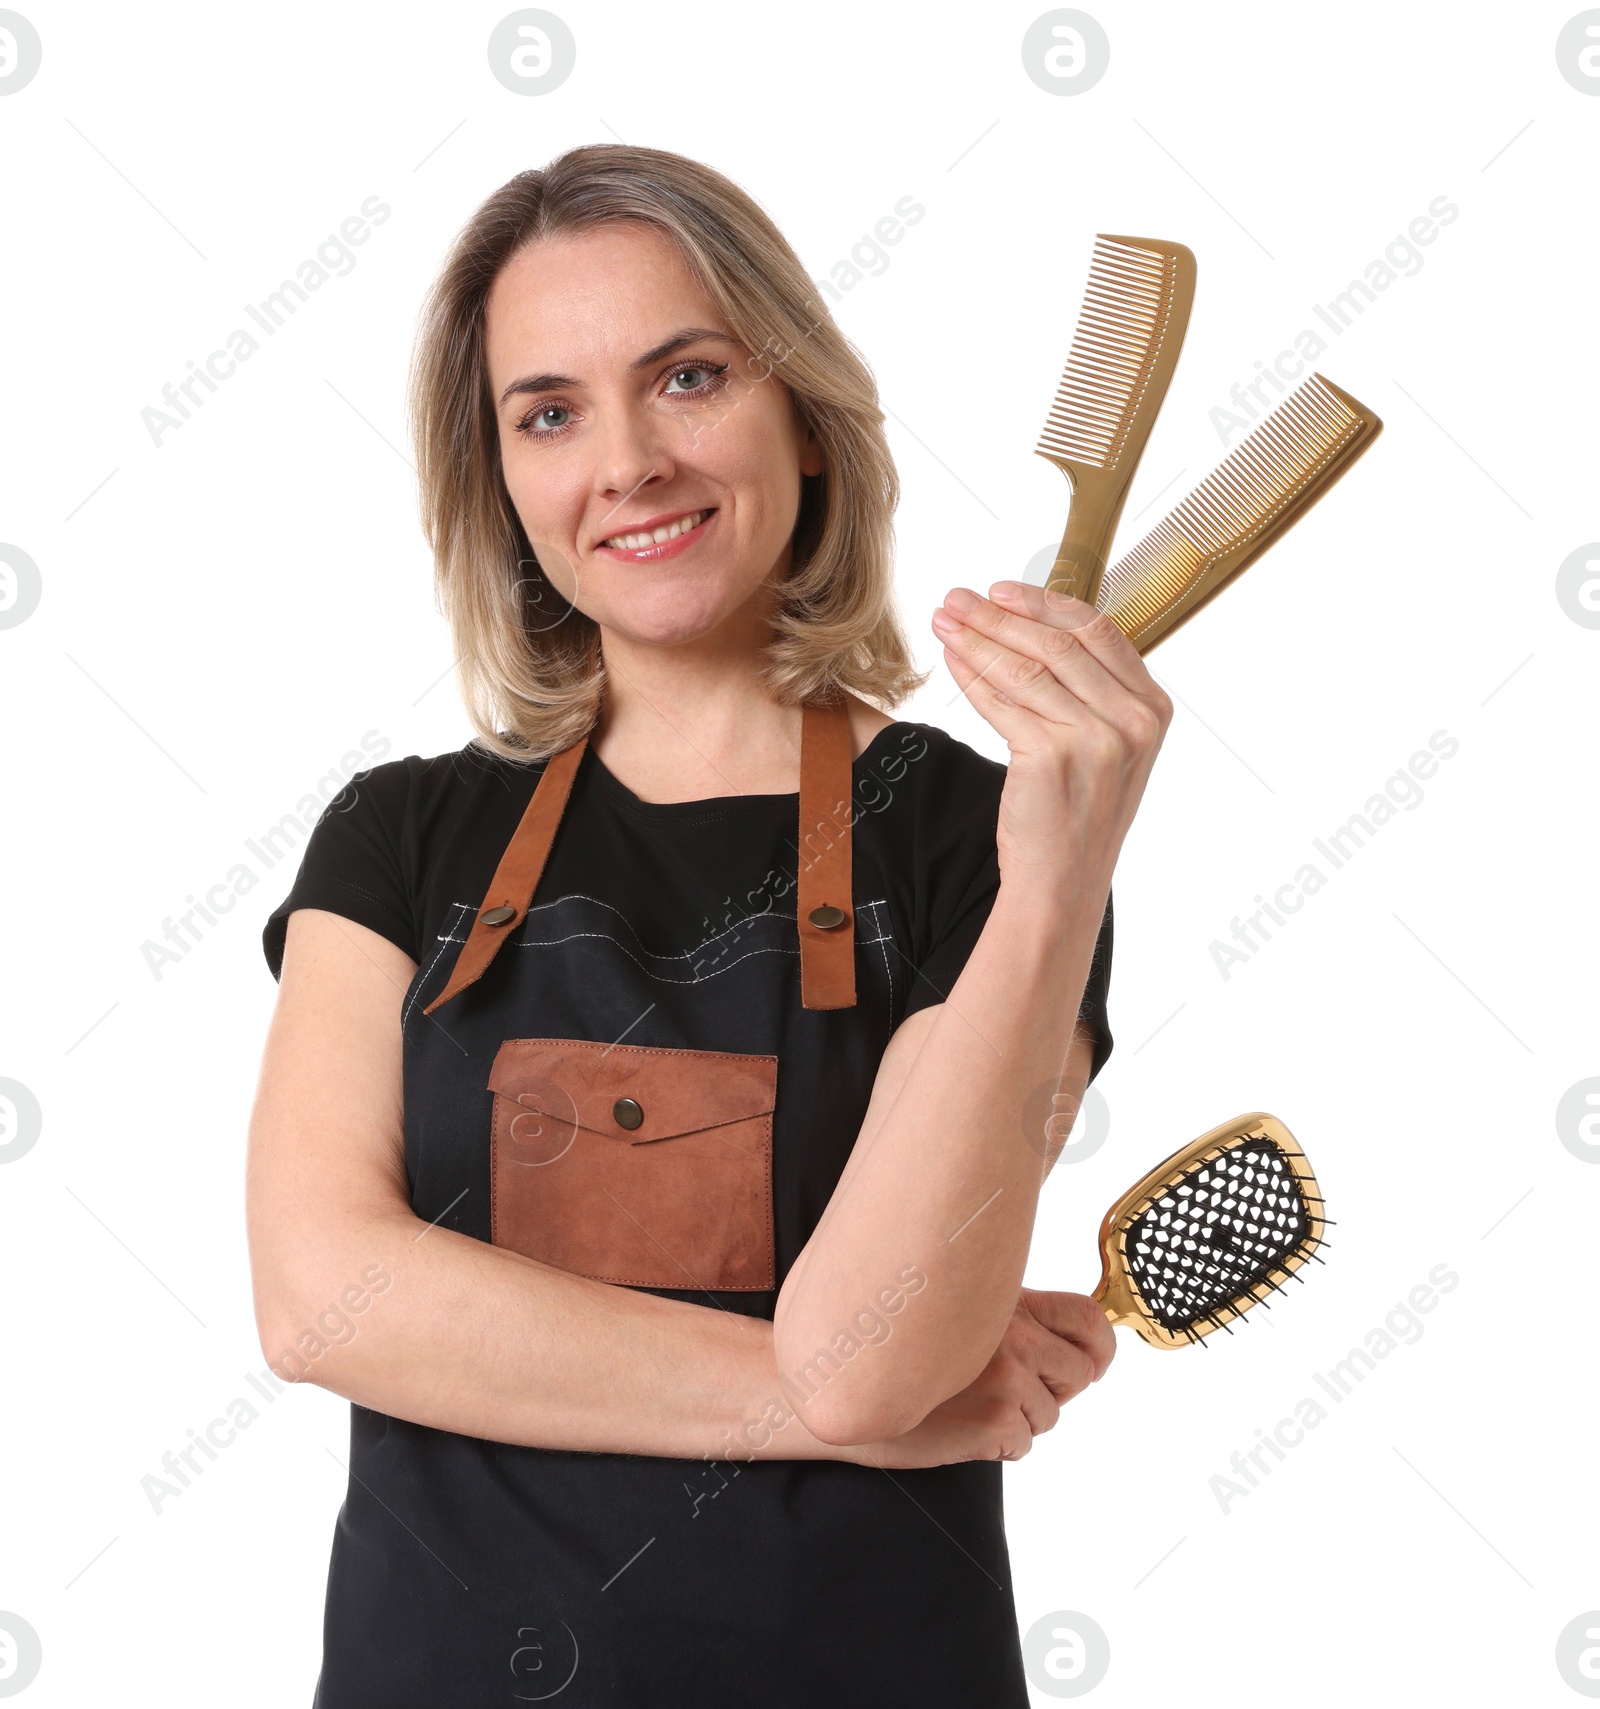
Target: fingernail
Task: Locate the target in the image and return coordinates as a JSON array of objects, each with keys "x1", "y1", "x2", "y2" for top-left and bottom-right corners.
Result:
[
  {"x1": 931, "y1": 609, "x2": 962, "y2": 634},
  {"x1": 945, "y1": 587, "x2": 979, "y2": 614},
  {"x1": 990, "y1": 580, "x2": 1023, "y2": 598}
]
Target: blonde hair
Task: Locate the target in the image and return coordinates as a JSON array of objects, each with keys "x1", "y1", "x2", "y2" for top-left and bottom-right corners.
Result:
[{"x1": 408, "y1": 143, "x2": 929, "y2": 761}]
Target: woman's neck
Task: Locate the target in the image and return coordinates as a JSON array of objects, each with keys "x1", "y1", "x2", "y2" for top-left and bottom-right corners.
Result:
[{"x1": 590, "y1": 623, "x2": 893, "y2": 804}]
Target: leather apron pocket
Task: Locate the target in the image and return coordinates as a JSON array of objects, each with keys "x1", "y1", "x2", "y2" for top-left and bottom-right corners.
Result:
[{"x1": 487, "y1": 1038, "x2": 778, "y2": 1291}]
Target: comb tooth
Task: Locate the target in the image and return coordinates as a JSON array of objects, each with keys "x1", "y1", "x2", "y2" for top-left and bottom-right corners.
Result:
[
  {"x1": 1094, "y1": 264, "x2": 1167, "y2": 289},
  {"x1": 1059, "y1": 341, "x2": 1144, "y2": 378},
  {"x1": 1043, "y1": 364, "x2": 1144, "y2": 408},
  {"x1": 1085, "y1": 262, "x2": 1168, "y2": 299},
  {"x1": 1093, "y1": 240, "x2": 1169, "y2": 270},
  {"x1": 1045, "y1": 347, "x2": 1148, "y2": 386},
  {"x1": 1057, "y1": 337, "x2": 1150, "y2": 368},
  {"x1": 1052, "y1": 353, "x2": 1143, "y2": 383},
  {"x1": 1041, "y1": 398, "x2": 1133, "y2": 430},
  {"x1": 1084, "y1": 280, "x2": 1163, "y2": 309},
  {"x1": 1082, "y1": 271, "x2": 1165, "y2": 300},
  {"x1": 1077, "y1": 310, "x2": 1161, "y2": 340},
  {"x1": 1054, "y1": 334, "x2": 1148, "y2": 371},
  {"x1": 1041, "y1": 375, "x2": 1138, "y2": 411},
  {"x1": 1088, "y1": 274, "x2": 1166, "y2": 306},
  {"x1": 1070, "y1": 274, "x2": 1164, "y2": 325},
  {"x1": 1045, "y1": 363, "x2": 1140, "y2": 395},
  {"x1": 1078, "y1": 296, "x2": 1163, "y2": 327}
]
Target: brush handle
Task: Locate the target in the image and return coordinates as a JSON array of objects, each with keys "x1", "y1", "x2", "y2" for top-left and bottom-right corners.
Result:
[
  {"x1": 1090, "y1": 1242, "x2": 1129, "y2": 1330},
  {"x1": 1042, "y1": 461, "x2": 1124, "y2": 605}
]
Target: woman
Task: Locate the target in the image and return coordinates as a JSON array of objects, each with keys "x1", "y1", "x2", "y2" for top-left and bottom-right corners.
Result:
[{"x1": 247, "y1": 143, "x2": 1171, "y2": 1706}]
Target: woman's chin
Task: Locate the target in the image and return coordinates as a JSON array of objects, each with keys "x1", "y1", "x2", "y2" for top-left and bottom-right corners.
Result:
[{"x1": 595, "y1": 587, "x2": 770, "y2": 651}]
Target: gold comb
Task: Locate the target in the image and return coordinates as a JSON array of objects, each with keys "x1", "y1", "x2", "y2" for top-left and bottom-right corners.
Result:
[
  {"x1": 1035, "y1": 234, "x2": 1197, "y2": 605},
  {"x1": 1096, "y1": 372, "x2": 1382, "y2": 653},
  {"x1": 1091, "y1": 1113, "x2": 1329, "y2": 1349}
]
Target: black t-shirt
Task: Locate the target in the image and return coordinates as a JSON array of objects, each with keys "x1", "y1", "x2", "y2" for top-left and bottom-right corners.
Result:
[{"x1": 262, "y1": 719, "x2": 1113, "y2": 1708}]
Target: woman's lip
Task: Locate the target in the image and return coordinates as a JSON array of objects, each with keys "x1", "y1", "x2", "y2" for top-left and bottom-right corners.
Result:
[{"x1": 594, "y1": 508, "x2": 716, "y2": 563}]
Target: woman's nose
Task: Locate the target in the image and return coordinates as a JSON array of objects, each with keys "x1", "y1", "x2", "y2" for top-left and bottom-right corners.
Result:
[{"x1": 592, "y1": 402, "x2": 676, "y2": 506}]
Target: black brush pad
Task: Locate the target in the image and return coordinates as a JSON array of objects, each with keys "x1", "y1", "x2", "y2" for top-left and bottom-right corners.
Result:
[{"x1": 1121, "y1": 1136, "x2": 1314, "y2": 1337}]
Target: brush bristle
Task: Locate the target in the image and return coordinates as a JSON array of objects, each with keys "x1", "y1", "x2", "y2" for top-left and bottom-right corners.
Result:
[
  {"x1": 1035, "y1": 239, "x2": 1180, "y2": 472},
  {"x1": 1097, "y1": 374, "x2": 1364, "y2": 635}
]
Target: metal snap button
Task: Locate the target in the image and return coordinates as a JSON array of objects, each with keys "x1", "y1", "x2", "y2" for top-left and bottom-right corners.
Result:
[
  {"x1": 481, "y1": 905, "x2": 516, "y2": 927},
  {"x1": 612, "y1": 1097, "x2": 644, "y2": 1130},
  {"x1": 808, "y1": 904, "x2": 846, "y2": 929}
]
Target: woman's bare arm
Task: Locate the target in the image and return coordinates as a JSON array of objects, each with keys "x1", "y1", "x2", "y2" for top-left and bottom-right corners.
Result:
[
  {"x1": 246, "y1": 907, "x2": 865, "y2": 1463},
  {"x1": 772, "y1": 589, "x2": 1169, "y2": 1444}
]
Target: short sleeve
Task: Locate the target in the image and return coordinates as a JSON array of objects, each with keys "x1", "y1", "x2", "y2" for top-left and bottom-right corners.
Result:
[
  {"x1": 261, "y1": 761, "x2": 417, "y2": 980},
  {"x1": 897, "y1": 729, "x2": 1114, "y2": 1084}
]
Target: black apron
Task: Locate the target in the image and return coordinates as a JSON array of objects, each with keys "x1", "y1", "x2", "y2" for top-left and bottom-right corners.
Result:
[{"x1": 313, "y1": 700, "x2": 1031, "y2": 1707}]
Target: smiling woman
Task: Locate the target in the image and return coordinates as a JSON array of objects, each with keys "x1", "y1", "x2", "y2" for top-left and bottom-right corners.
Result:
[{"x1": 247, "y1": 143, "x2": 1162, "y2": 1709}]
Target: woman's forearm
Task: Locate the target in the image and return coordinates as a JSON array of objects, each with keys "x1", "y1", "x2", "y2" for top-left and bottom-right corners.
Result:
[
  {"x1": 254, "y1": 1205, "x2": 867, "y2": 1464},
  {"x1": 772, "y1": 872, "x2": 1108, "y2": 1443}
]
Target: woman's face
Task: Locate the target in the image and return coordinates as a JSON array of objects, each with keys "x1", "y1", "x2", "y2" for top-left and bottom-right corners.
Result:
[{"x1": 483, "y1": 220, "x2": 824, "y2": 649}]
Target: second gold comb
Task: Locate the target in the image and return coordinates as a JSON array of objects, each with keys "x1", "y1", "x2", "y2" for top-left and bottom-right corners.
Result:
[{"x1": 1096, "y1": 372, "x2": 1383, "y2": 653}]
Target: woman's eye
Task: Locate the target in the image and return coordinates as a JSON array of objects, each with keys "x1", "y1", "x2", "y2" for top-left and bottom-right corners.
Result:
[
  {"x1": 527, "y1": 404, "x2": 571, "y2": 433},
  {"x1": 664, "y1": 364, "x2": 720, "y2": 394}
]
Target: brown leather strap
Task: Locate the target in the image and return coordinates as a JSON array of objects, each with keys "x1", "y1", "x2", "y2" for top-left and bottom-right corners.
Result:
[
  {"x1": 796, "y1": 697, "x2": 857, "y2": 1010},
  {"x1": 422, "y1": 702, "x2": 857, "y2": 1017},
  {"x1": 420, "y1": 736, "x2": 589, "y2": 1016}
]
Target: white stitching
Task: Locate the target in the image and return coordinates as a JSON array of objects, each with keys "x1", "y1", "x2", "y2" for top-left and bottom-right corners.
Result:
[
  {"x1": 406, "y1": 900, "x2": 473, "y2": 1027},
  {"x1": 425, "y1": 894, "x2": 896, "y2": 990},
  {"x1": 519, "y1": 889, "x2": 807, "y2": 965},
  {"x1": 859, "y1": 898, "x2": 895, "y2": 1020}
]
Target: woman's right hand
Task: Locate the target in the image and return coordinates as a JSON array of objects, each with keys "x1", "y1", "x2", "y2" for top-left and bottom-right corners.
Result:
[
  {"x1": 860, "y1": 1289, "x2": 1116, "y2": 1469},
  {"x1": 930, "y1": 584, "x2": 1172, "y2": 902}
]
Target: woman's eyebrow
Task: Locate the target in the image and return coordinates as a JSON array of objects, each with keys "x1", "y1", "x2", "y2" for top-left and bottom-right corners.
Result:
[
  {"x1": 498, "y1": 328, "x2": 737, "y2": 407},
  {"x1": 632, "y1": 326, "x2": 736, "y2": 370}
]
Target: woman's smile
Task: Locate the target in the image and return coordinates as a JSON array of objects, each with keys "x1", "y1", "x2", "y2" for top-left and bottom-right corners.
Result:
[{"x1": 594, "y1": 505, "x2": 717, "y2": 562}]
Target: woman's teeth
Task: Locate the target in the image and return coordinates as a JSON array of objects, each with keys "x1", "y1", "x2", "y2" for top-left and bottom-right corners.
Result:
[{"x1": 602, "y1": 509, "x2": 709, "y2": 550}]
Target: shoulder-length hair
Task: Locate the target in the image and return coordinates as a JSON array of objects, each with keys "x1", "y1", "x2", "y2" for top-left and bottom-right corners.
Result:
[{"x1": 408, "y1": 143, "x2": 929, "y2": 762}]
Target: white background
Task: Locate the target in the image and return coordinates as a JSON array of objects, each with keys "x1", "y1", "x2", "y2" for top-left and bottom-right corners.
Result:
[{"x1": 1, "y1": 1, "x2": 1595, "y2": 1703}]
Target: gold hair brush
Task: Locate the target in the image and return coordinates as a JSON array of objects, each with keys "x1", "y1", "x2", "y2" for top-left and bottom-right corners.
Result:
[
  {"x1": 1091, "y1": 1113, "x2": 1329, "y2": 1348},
  {"x1": 1035, "y1": 235, "x2": 1197, "y2": 604},
  {"x1": 1097, "y1": 371, "x2": 1383, "y2": 653}
]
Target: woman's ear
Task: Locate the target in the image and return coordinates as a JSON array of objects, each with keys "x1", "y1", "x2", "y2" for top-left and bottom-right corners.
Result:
[{"x1": 797, "y1": 420, "x2": 826, "y2": 479}]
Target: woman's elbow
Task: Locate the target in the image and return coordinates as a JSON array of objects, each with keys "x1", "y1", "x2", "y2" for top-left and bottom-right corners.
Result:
[
  {"x1": 249, "y1": 1250, "x2": 399, "y2": 1390},
  {"x1": 252, "y1": 1279, "x2": 328, "y2": 1387},
  {"x1": 773, "y1": 1349, "x2": 934, "y2": 1447},
  {"x1": 799, "y1": 1389, "x2": 926, "y2": 1448},
  {"x1": 773, "y1": 1312, "x2": 945, "y2": 1445}
]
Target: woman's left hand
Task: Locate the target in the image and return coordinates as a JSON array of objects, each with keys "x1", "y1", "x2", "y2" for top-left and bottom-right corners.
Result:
[
  {"x1": 862, "y1": 1287, "x2": 1116, "y2": 1469},
  {"x1": 931, "y1": 582, "x2": 1173, "y2": 896}
]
